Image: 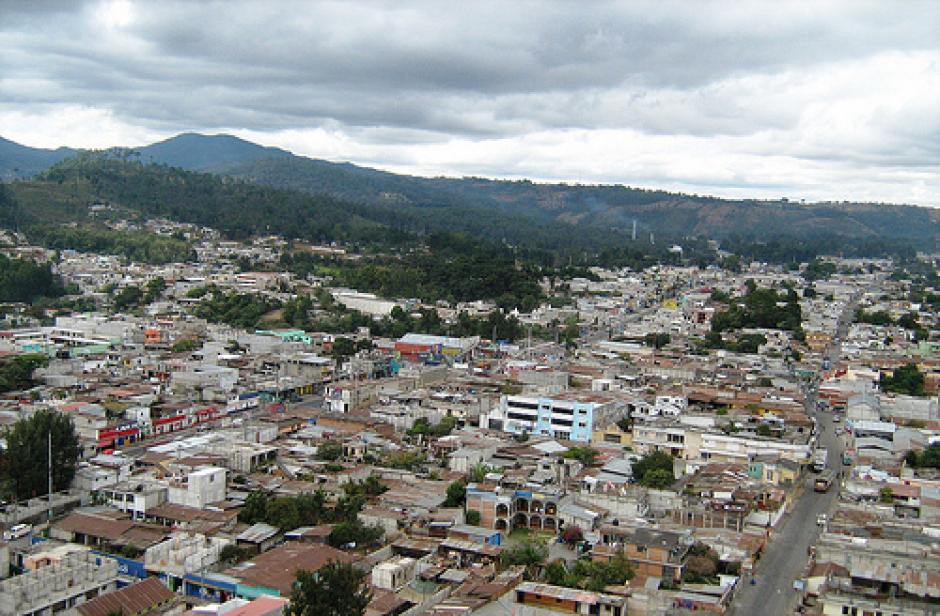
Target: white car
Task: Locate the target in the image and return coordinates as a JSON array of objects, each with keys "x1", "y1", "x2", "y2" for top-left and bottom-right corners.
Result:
[
  {"x1": 3, "y1": 523, "x2": 32, "y2": 541},
  {"x1": 816, "y1": 514, "x2": 828, "y2": 526}
]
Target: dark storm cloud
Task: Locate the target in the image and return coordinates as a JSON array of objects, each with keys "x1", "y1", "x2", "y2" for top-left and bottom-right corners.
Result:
[{"x1": 1, "y1": 0, "x2": 938, "y2": 204}]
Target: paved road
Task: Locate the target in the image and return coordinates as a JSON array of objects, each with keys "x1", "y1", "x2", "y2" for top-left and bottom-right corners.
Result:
[
  {"x1": 731, "y1": 294, "x2": 857, "y2": 615},
  {"x1": 731, "y1": 411, "x2": 842, "y2": 615}
]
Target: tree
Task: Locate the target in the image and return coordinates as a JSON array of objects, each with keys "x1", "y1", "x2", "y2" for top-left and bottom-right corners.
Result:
[
  {"x1": 561, "y1": 525, "x2": 584, "y2": 545},
  {"x1": 289, "y1": 562, "x2": 371, "y2": 616},
  {"x1": 113, "y1": 285, "x2": 143, "y2": 311},
  {"x1": 219, "y1": 544, "x2": 247, "y2": 563},
  {"x1": 906, "y1": 443, "x2": 940, "y2": 469},
  {"x1": 444, "y1": 481, "x2": 466, "y2": 507},
  {"x1": 331, "y1": 337, "x2": 357, "y2": 360},
  {"x1": 0, "y1": 354, "x2": 48, "y2": 393},
  {"x1": 171, "y1": 339, "x2": 199, "y2": 353},
  {"x1": 880, "y1": 363, "x2": 925, "y2": 396},
  {"x1": 683, "y1": 543, "x2": 719, "y2": 583},
  {"x1": 500, "y1": 537, "x2": 548, "y2": 578},
  {"x1": 563, "y1": 446, "x2": 599, "y2": 466},
  {"x1": 266, "y1": 497, "x2": 302, "y2": 531},
  {"x1": 328, "y1": 521, "x2": 383, "y2": 549},
  {"x1": 631, "y1": 451, "x2": 674, "y2": 485},
  {"x1": 643, "y1": 332, "x2": 671, "y2": 349},
  {"x1": 468, "y1": 463, "x2": 496, "y2": 483},
  {"x1": 640, "y1": 468, "x2": 674, "y2": 489},
  {"x1": 756, "y1": 424, "x2": 772, "y2": 437},
  {"x1": 466, "y1": 509, "x2": 481, "y2": 525},
  {"x1": 2, "y1": 408, "x2": 80, "y2": 499},
  {"x1": 238, "y1": 490, "x2": 269, "y2": 524},
  {"x1": 316, "y1": 440, "x2": 344, "y2": 461}
]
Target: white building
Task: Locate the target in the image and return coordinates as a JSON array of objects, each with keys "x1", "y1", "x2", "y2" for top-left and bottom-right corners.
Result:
[{"x1": 168, "y1": 467, "x2": 227, "y2": 509}]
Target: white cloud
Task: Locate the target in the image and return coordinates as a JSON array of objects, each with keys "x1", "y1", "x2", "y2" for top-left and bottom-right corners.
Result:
[{"x1": 0, "y1": 0, "x2": 937, "y2": 206}]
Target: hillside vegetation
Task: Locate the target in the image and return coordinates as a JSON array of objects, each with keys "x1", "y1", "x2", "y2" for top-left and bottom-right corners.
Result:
[{"x1": 0, "y1": 134, "x2": 935, "y2": 263}]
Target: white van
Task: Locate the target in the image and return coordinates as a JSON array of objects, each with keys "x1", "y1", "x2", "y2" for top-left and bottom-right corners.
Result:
[{"x1": 3, "y1": 523, "x2": 32, "y2": 541}]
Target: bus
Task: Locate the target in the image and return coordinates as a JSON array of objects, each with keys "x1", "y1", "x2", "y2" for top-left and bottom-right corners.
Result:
[{"x1": 814, "y1": 469, "x2": 836, "y2": 492}]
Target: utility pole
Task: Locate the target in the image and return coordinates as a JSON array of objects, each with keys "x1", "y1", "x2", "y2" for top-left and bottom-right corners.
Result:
[{"x1": 48, "y1": 431, "x2": 53, "y2": 522}]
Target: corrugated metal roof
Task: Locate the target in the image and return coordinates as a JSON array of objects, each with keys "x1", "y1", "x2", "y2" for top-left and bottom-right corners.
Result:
[{"x1": 76, "y1": 577, "x2": 175, "y2": 616}]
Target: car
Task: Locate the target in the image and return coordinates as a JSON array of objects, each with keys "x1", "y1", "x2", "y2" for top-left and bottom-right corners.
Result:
[
  {"x1": 3, "y1": 523, "x2": 32, "y2": 541},
  {"x1": 832, "y1": 415, "x2": 841, "y2": 423},
  {"x1": 816, "y1": 514, "x2": 828, "y2": 526}
]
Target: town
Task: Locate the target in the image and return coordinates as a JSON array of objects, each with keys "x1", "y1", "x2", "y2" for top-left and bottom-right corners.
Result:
[{"x1": 0, "y1": 216, "x2": 937, "y2": 616}]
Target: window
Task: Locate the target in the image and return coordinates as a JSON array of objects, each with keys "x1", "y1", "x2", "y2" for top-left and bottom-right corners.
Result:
[{"x1": 509, "y1": 401, "x2": 539, "y2": 410}]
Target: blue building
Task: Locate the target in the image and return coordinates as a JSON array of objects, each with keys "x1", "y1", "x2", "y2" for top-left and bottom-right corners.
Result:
[{"x1": 482, "y1": 394, "x2": 621, "y2": 443}]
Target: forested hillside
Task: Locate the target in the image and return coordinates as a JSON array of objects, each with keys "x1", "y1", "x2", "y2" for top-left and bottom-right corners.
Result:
[{"x1": 1, "y1": 135, "x2": 936, "y2": 263}]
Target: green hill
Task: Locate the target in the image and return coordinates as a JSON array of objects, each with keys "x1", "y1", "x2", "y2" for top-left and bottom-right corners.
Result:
[{"x1": 1, "y1": 133, "x2": 936, "y2": 260}]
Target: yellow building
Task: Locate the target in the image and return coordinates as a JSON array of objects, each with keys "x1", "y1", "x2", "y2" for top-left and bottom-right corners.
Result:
[{"x1": 592, "y1": 423, "x2": 633, "y2": 448}]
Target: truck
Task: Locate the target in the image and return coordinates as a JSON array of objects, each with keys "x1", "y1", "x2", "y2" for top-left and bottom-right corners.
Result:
[
  {"x1": 814, "y1": 469, "x2": 836, "y2": 492},
  {"x1": 812, "y1": 448, "x2": 829, "y2": 472}
]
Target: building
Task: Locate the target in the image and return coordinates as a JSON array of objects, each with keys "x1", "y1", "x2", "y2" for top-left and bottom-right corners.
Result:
[
  {"x1": 371, "y1": 556, "x2": 417, "y2": 591},
  {"x1": 596, "y1": 526, "x2": 691, "y2": 584},
  {"x1": 514, "y1": 582, "x2": 625, "y2": 616},
  {"x1": 0, "y1": 551, "x2": 119, "y2": 615},
  {"x1": 167, "y1": 466, "x2": 227, "y2": 509},
  {"x1": 480, "y1": 394, "x2": 624, "y2": 443},
  {"x1": 466, "y1": 486, "x2": 561, "y2": 533},
  {"x1": 224, "y1": 543, "x2": 353, "y2": 597},
  {"x1": 394, "y1": 333, "x2": 479, "y2": 363},
  {"x1": 74, "y1": 577, "x2": 179, "y2": 616}
]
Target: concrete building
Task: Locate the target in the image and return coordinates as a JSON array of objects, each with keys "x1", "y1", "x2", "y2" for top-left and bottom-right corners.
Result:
[
  {"x1": 466, "y1": 486, "x2": 562, "y2": 534},
  {"x1": 167, "y1": 466, "x2": 227, "y2": 509},
  {"x1": 481, "y1": 394, "x2": 624, "y2": 443},
  {"x1": 0, "y1": 551, "x2": 119, "y2": 615},
  {"x1": 100, "y1": 480, "x2": 168, "y2": 520},
  {"x1": 371, "y1": 556, "x2": 417, "y2": 591},
  {"x1": 332, "y1": 291, "x2": 401, "y2": 316}
]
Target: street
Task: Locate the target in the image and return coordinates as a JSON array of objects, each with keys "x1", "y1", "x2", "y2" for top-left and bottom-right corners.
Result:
[
  {"x1": 730, "y1": 292, "x2": 857, "y2": 615},
  {"x1": 730, "y1": 411, "x2": 842, "y2": 615}
]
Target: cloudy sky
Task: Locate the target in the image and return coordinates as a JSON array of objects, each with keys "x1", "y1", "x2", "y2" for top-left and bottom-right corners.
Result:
[{"x1": 2, "y1": 0, "x2": 939, "y2": 205}]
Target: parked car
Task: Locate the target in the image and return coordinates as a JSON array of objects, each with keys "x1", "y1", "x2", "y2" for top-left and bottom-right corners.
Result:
[{"x1": 3, "y1": 523, "x2": 32, "y2": 541}]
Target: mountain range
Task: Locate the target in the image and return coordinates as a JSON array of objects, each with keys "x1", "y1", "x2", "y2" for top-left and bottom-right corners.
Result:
[{"x1": 1, "y1": 133, "x2": 937, "y2": 256}]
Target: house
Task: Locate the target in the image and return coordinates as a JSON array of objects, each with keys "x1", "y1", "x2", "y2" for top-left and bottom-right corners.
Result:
[
  {"x1": 236, "y1": 523, "x2": 281, "y2": 555},
  {"x1": 74, "y1": 577, "x2": 180, "y2": 616},
  {"x1": 371, "y1": 556, "x2": 417, "y2": 591},
  {"x1": 514, "y1": 582, "x2": 626, "y2": 616},
  {"x1": 224, "y1": 543, "x2": 353, "y2": 597},
  {"x1": 596, "y1": 526, "x2": 691, "y2": 584},
  {"x1": 446, "y1": 524, "x2": 501, "y2": 546},
  {"x1": 465, "y1": 485, "x2": 562, "y2": 534}
]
